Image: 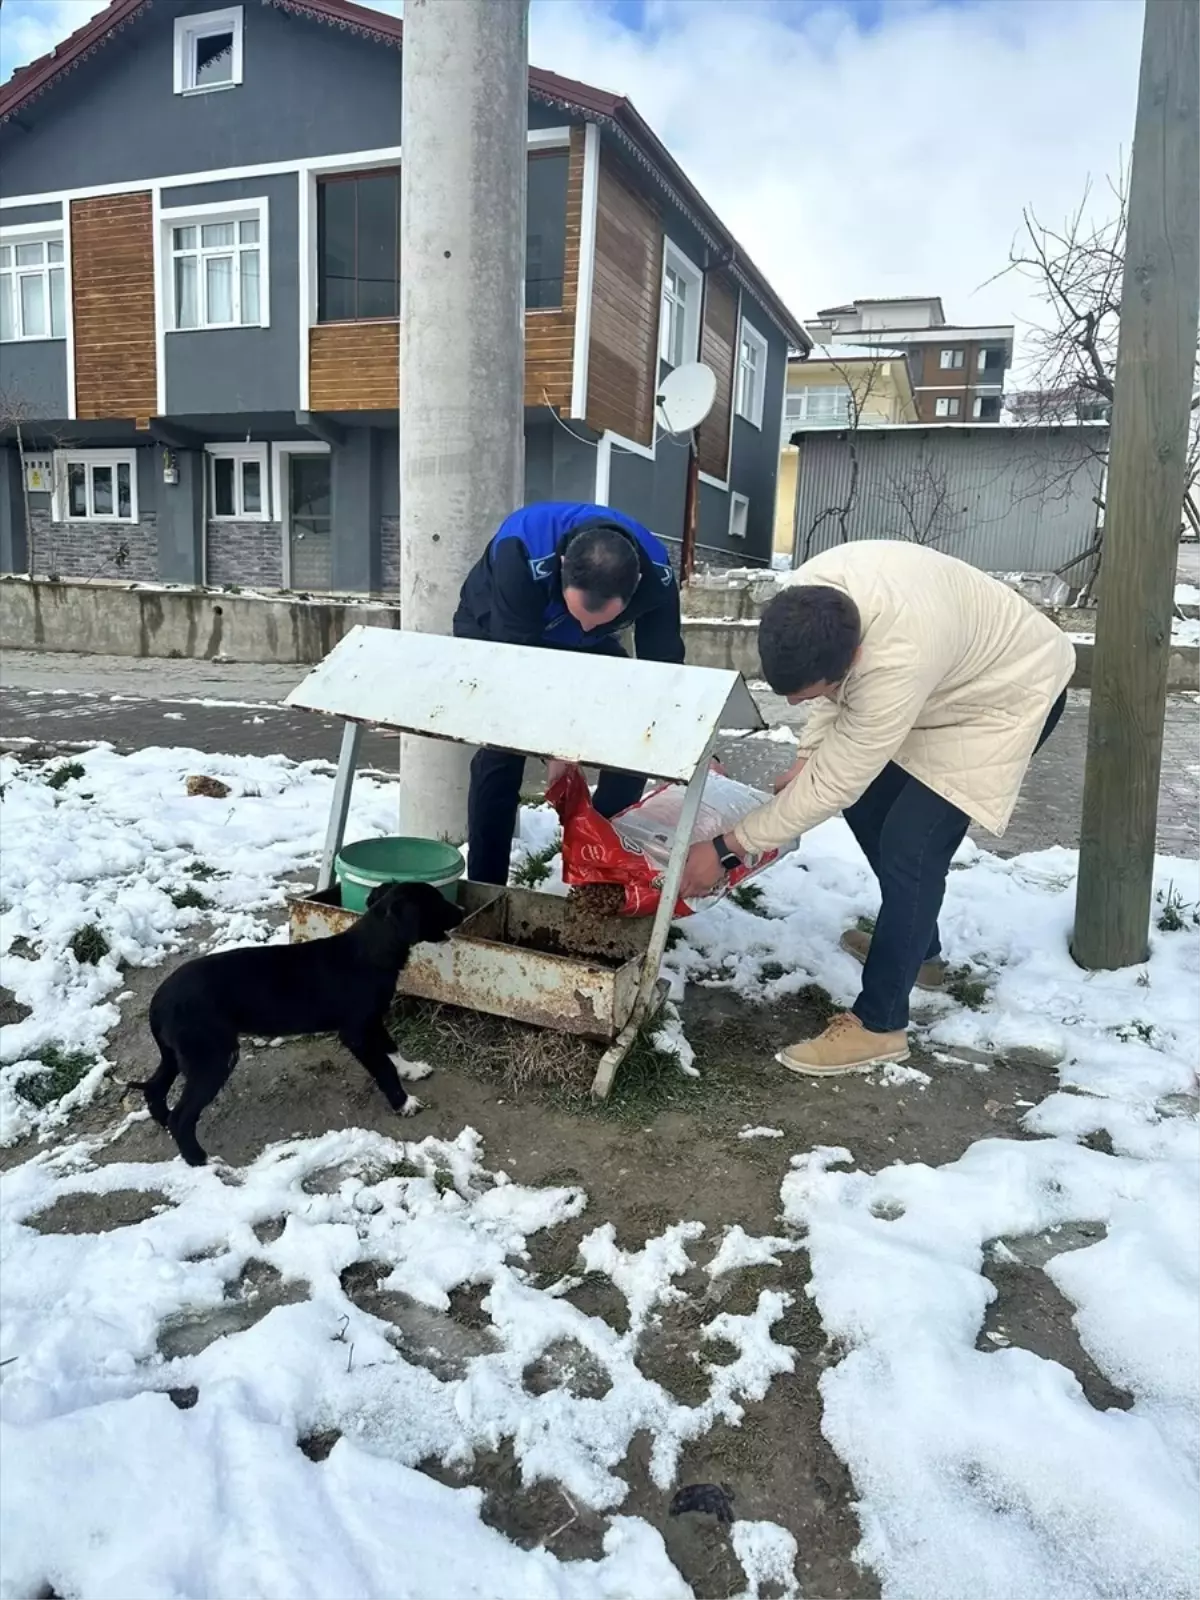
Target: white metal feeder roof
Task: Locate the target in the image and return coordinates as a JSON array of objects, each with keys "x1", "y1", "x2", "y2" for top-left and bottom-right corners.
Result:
[{"x1": 285, "y1": 626, "x2": 764, "y2": 781}]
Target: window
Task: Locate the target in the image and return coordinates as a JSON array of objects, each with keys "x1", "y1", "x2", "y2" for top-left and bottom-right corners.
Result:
[
  {"x1": 174, "y1": 6, "x2": 243, "y2": 95},
  {"x1": 789, "y1": 385, "x2": 852, "y2": 427},
  {"x1": 0, "y1": 234, "x2": 66, "y2": 341},
  {"x1": 938, "y1": 348, "x2": 965, "y2": 370},
  {"x1": 972, "y1": 395, "x2": 1001, "y2": 421},
  {"x1": 977, "y1": 346, "x2": 1006, "y2": 373},
  {"x1": 169, "y1": 208, "x2": 266, "y2": 330},
  {"x1": 52, "y1": 451, "x2": 138, "y2": 523},
  {"x1": 735, "y1": 319, "x2": 769, "y2": 429},
  {"x1": 659, "y1": 242, "x2": 702, "y2": 369},
  {"x1": 934, "y1": 396, "x2": 962, "y2": 418},
  {"x1": 207, "y1": 444, "x2": 268, "y2": 519},
  {"x1": 318, "y1": 171, "x2": 400, "y2": 322},
  {"x1": 729, "y1": 493, "x2": 750, "y2": 541},
  {"x1": 526, "y1": 151, "x2": 569, "y2": 310}
]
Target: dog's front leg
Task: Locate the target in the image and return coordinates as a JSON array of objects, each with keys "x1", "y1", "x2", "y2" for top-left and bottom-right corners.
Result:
[{"x1": 339, "y1": 1019, "x2": 422, "y2": 1117}]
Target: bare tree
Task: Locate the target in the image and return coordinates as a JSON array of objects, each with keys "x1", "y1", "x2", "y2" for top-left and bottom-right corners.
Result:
[
  {"x1": 990, "y1": 167, "x2": 1200, "y2": 591},
  {"x1": 878, "y1": 439, "x2": 956, "y2": 548},
  {"x1": 799, "y1": 349, "x2": 894, "y2": 560},
  {"x1": 0, "y1": 389, "x2": 42, "y2": 581}
]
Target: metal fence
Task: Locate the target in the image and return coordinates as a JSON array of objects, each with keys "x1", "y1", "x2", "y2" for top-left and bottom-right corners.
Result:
[{"x1": 790, "y1": 424, "x2": 1108, "y2": 573}]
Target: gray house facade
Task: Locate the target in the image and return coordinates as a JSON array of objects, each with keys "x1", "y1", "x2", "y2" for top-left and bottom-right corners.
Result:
[{"x1": 0, "y1": 0, "x2": 806, "y2": 594}]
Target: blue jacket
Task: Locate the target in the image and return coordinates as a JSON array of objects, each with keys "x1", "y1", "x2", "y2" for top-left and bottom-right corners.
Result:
[{"x1": 454, "y1": 502, "x2": 685, "y2": 662}]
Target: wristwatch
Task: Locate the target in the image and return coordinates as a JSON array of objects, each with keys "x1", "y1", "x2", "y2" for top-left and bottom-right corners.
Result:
[{"x1": 712, "y1": 833, "x2": 741, "y2": 873}]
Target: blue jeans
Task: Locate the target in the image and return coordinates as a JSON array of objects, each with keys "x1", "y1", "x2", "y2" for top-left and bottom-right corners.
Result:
[{"x1": 847, "y1": 691, "x2": 1066, "y2": 1033}]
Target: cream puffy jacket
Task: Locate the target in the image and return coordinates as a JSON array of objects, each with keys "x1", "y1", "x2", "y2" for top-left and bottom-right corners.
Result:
[{"x1": 732, "y1": 542, "x2": 1076, "y2": 856}]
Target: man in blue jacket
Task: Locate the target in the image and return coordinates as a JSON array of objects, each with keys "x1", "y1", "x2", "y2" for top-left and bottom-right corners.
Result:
[{"x1": 453, "y1": 501, "x2": 686, "y2": 884}]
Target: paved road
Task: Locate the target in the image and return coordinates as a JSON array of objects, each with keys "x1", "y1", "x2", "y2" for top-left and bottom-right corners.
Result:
[{"x1": 1, "y1": 651, "x2": 1196, "y2": 857}]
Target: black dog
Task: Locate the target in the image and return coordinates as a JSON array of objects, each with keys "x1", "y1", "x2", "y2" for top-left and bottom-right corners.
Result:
[{"x1": 141, "y1": 881, "x2": 463, "y2": 1167}]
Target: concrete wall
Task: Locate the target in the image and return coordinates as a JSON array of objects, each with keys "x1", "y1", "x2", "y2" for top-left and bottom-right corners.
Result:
[{"x1": 0, "y1": 576, "x2": 402, "y2": 664}]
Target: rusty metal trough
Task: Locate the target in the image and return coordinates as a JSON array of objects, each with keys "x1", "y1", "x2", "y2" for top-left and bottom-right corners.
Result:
[
  {"x1": 283, "y1": 626, "x2": 765, "y2": 1097},
  {"x1": 289, "y1": 879, "x2": 653, "y2": 1040}
]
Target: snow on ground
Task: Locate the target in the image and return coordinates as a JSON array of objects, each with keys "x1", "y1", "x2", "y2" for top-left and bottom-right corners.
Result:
[
  {"x1": 2, "y1": 742, "x2": 1199, "y2": 1598},
  {"x1": 0, "y1": 1125, "x2": 791, "y2": 1600},
  {"x1": 0, "y1": 746, "x2": 410, "y2": 1144}
]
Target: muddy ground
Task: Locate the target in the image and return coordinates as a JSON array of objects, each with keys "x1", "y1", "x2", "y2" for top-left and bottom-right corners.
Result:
[{"x1": 5, "y1": 938, "x2": 1109, "y2": 1600}]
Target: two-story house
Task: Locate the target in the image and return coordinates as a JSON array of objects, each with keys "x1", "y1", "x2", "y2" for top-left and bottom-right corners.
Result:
[
  {"x1": 0, "y1": 0, "x2": 808, "y2": 594},
  {"x1": 806, "y1": 297, "x2": 1013, "y2": 425}
]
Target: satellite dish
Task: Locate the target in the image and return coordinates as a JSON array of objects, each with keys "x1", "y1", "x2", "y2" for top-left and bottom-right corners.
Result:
[{"x1": 656, "y1": 362, "x2": 717, "y2": 435}]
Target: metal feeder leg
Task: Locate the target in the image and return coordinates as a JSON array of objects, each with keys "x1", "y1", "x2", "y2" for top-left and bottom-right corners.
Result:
[
  {"x1": 317, "y1": 719, "x2": 363, "y2": 893},
  {"x1": 590, "y1": 738, "x2": 717, "y2": 1099}
]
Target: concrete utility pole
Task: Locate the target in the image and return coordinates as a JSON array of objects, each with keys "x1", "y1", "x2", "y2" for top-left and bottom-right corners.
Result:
[
  {"x1": 398, "y1": 0, "x2": 528, "y2": 842},
  {"x1": 1073, "y1": 0, "x2": 1200, "y2": 969}
]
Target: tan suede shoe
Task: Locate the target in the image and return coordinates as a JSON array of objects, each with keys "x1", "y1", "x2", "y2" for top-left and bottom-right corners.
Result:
[
  {"x1": 776, "y1": 1012, "x2": 910, "y2": 1077},
  {"x1": 840, "y1": 928, "x2": 948, "y2": 993}
]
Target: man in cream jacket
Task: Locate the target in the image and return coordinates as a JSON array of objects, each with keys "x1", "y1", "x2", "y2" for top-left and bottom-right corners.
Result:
[{"x1": 681, "y1": 542, "x2": 1075, "y2": 1077}]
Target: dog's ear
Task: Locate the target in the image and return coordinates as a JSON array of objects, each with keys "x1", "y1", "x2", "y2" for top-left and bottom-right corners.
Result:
[{"x1": 365, "y1": 882, "x2": 394, "y2": 912}]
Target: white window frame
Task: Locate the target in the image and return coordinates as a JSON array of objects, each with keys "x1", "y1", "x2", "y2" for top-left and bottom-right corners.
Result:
[
  {"x1": 658, "y1": 239, "x2": 702, "y2": 370},
  {"x1": 935, "y1": 396, "x2": 962, "y2": 418},
  {"x1": 735, "y1": 317, "x2": 769, "y2": 430},
  {"x1": 788, "y1": 384, "x2": 852, "y2": 428},
  {"x1": 0, "y1": 225, "x2": 67, "y2": 343},
  {"x1": 51, "y1": 450, "x2": 139, "y2": 524},
  {"x1": 173, "y1": 6, "x2": 244, "y2": 96},
  {"x1": 164, "y1": 198, "x2": 269, "y2": 332},
  {"x1": 205, "y1": 442, "x2": 270, "y2": 521},
  {"x1": 729, "y1": 492, "x2": 750, "y2": 541},
  {"x1": 938, "y1": 348, "x2": 965, "y2": 370}
]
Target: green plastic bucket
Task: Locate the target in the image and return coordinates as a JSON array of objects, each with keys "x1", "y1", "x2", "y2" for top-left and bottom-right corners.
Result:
[{"x1": 334, "y1": 835, "x2": 465, "y2": 914}]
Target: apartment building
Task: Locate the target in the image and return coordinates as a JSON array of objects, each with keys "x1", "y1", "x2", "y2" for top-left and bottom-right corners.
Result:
[{"x1": 806, "y1": 296, "x2": 1013, "y2": 424}]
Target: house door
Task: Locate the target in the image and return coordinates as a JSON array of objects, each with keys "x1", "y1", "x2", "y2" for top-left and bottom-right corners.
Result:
[{"x1": 287, "y1": 454, "x2": 332, "y2": 592}]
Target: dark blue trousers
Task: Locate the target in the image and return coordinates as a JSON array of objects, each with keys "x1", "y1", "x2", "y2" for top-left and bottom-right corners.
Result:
[
  {"x1": 454, "y1": 623, "x2": 645, "y2": 885},
  {"x1": 847, "y1": 690, "x2": 1066, "y2": 1033}
]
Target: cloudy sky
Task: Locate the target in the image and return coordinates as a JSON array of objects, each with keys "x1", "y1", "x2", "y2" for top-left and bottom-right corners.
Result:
[{"x1": 0, "y1": 0, "x2": 1144, "y2": 370}]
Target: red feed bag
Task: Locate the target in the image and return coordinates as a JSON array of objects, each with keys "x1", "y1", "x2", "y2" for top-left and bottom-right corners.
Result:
[{"x1": 546, "y1": 764, "x2": 788, "y2": 919}]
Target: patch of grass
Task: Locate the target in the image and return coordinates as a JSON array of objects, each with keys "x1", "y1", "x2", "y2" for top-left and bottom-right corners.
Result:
[
  {"x1": 186, "y1": 861, "x2": 219, "y2": 881},
  {"x1": 758, "y1": 960, "x2": 787, "y2": 983},
  {"x1": 1115, "y1": 1019, "x2": 1156, "y2": 1046},
  {"x1": 14, "y1": 1045, "x2": 95, "y2": 1109},
  {"x1": 510, "y1": 834, "x2": 562, "y2": 889},
  {"x1": 855, "y1": 914, "x2": 877, "y2": 935},
  {"x1": 728, "y1": 882, "x2": 767, "y2": 915},
  {"x1": 947, "y1": 969, "x2": 989, "y2": 1011},
  {"x1": 170, "y1": 885, "x2": 214, "y2": 911},
  {"x1": 7, "y1": 935, "x2": 37, "y2": 960},
  {"x1": 1155, "y1": 883, "x2": 1199, "y2": 933},
  {"x1": 45, "y1": 761, "x2": 85, "y2": 790},
  {"x1": 665, "y1": 926, "x2": 684, "y2": 952},
  {"x1": 69, "y1": 924, "x2": 109, "y2": 965}
]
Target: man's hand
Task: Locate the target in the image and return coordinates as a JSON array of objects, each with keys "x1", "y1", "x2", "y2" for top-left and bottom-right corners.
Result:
[
  {"x1": 546, "y1": 759, "x2": 571, "y2": 787},
  {"x1": 772, "y1": 755, "x2": 808, "y2": 795},
  {"x1": 710, "y1": 757, "x2": 727, "y2": 777},
  {"x1": 679, "y1": 839, "x2": 725, "y2": 900}
]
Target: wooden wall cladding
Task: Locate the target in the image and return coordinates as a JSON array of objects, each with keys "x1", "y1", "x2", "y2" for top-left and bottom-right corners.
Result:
[
  {"x1": 586, "y1": 150, "x2": 662, "y2": 446},
  {"x1": 309, "y1": 321, "x2": 400, "y2": 411},
  {"x1": 71, "y1": 192, "x2": 157, "y2": 425},
  {"x1": 696, "y1": 270, "x2": 736, "y2": 480},
  {"x1": 524, "y1": 129, "x2": 583, "y2": 413}
]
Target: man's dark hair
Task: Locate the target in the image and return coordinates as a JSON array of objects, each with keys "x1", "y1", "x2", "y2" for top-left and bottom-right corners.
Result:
[
  {"x1": 561, "y1": 523, "x2": 641, "y2": 610},
  {"x1": 758, "y1": 586, "x2": 862, "y2": 694}
]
